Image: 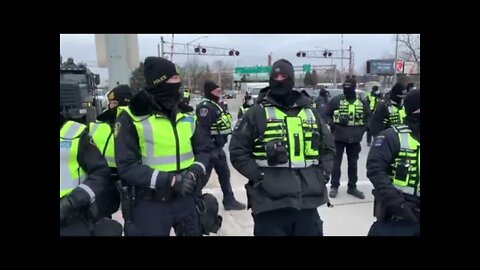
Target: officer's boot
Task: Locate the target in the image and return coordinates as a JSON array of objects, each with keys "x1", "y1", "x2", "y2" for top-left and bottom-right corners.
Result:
[
  {"x1": 329, "y1": 187, "x2": 338, "y2": 198},
  {"x1": 221, "y1": 182, "x2": 246, "y2": 210},
  {"x1": 347, "y1": 187, "x2": 365, "y2": 199},
  {"x1": 223, "y1": 195, "x2": 246, "y2": 211},
  {"x1": 219, "y1": 171, "x2": 246, "y2": 210}
]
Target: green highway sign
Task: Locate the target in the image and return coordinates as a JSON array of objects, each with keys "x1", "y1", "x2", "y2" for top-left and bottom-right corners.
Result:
[
  {"x1": 235, "y1": 66, "x2": 272, "y2": 74},
  {"x1": 302, "y1": 64, "x2": 311, "y2": 72}
]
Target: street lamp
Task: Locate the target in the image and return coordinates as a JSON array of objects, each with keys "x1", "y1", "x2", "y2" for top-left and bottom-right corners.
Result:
[{"x1": 186, "y1": 36, "x2": 208, "y2": 89}]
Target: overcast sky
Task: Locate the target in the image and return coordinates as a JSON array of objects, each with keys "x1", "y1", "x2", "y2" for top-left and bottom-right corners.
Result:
[{"x1": 60, "y1": 34, "x2": 401, "y2": 85}]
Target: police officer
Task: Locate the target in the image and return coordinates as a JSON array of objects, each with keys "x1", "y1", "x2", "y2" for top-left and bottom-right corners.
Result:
[
  {"x1": 115, "y1": 57, "x2": 212, "y2": 236},
  {"x1": 60, "y1": 114, "x2": 122, "y2": 236},
  {"x1": 369, "y1": 83, "x2": 407, "y2": 137},
  {"x1": 182, "y1": 88, "x2": 191, "y2": 105},
  {"x1": 89, "y1": 85, "x2": 133, "y2": 224},
  {"x1": 365, "y1": 86, "x2": 383, "y2": 146},
  {"x1": 325, "y1": 78, "x2": 372, "y2": 199},
  {"x1": 366, "y1": 89, "x2": 420, "y2": 236},
  {"x1": 196, "y1": 81, "x2": 246, "y2": 210},
  {"x1": 314, "y1": 87, "x2": 330, "y2": 120},
  {"x1": 229, "y1": 59, "x2": 336, "y2": 236},
  {"x1": 238, "y1": 94, "x2": 254, "y2": 120}
]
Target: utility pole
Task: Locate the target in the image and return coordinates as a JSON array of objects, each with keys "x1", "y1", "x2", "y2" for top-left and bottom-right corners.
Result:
[
  {"x1": 394, "y1": 34, "x2": 399, "y2": 85},
  {"x1": 341, "y1": 34, "x2": 344, "y2": 82},
  {"x1": 333, "y1": 64, "x2": 337, "y2": 88},
  {"x1": 160, "y1": 36, "x2": 165, "y2": 57},
  {"x1": 348, "y1": 46, "x2": 353, "y2": 77}
]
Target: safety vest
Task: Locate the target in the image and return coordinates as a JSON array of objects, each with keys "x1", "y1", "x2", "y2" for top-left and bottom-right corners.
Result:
[
  {"x1": 60, "y1": 121, "x2": 87, "y2": 199},
  {"x1": 123, "y1": 106, "x2": 196, "y2": 172},
  {"x1": 89, "y1": 122, "x2": 116, "y2": 167},
  {"x1": 384, "y1": 103, "x2": 406, "y2": 127},
  {"x1": 253, "y1": 106, "x2": 321, "y2": 168},
  {"x1": 333, "y1": 95, "x2": 365, "y2": 126},
  {"x1": 366, "y1": 93, "x2": 379, "y2": 111},
  {"x1": 200, "y1": 99, "x2": 232, "y2": 135},
  {"x1": 183, "y1": 91, "x2": 190, "y2": 98},
  {"x1": 390, "y1": 125, "x2": 420, "y2": 197},
  {"x1": 240, "y1": 106, "x2": 250, "y2": 114}
]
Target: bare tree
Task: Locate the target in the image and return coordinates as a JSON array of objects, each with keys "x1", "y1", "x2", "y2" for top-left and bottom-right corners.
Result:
[
  {"x1": 396, "y1": 34, "x2": 420, "y2": 64},
  {"x1": 130, "y1": 62, "x2": 145, "y2": 93}
]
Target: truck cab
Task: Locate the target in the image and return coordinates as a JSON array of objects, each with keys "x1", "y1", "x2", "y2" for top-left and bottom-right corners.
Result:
[{"x1": 60, "y1": 59, "x2": 101, "y2": 123}]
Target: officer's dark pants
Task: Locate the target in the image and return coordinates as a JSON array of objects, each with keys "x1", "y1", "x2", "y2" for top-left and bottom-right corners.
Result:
[
  {"x1": 198, "y1": 148, "x2": 235, "y2": 202},
  {"x1": 132, "y1": 195, "x2": 202, "y2": 236},
  {"x1": 331, "y1": 141, "x2": 361, "y2": 189},
  {"x1": 367, "y1": 219, "x2": 420, "y2": 236},
  {"x1": 60, "y1": 218, "x2": 123, "y2": 236},
  {"x1": 253, "y1": 208, "x2": 323, "y2": 236}
]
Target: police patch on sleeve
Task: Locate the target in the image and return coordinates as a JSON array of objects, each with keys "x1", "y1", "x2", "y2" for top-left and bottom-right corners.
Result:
[
  {"x1": 373, "y1": 135, "x2": 385, "y2": 147},
  {"x1": 114, "y1": 122, "x2": 121, "y2": 138},
  {"x1": 199, "y1": 108, "x2": 208, "y2": 117}
]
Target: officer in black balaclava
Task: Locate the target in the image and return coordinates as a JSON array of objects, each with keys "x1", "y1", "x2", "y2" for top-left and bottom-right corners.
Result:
[
  {"x1": 89, "y1": 85, "x2": 133, "y2": 223},
  {"x1": 195, "y1": 80, "x2": 246, "y2": 210},
  {"x1": 365, "y1": 85, "x2": 384, "y2": 146},
  {"x1": 369, "y1": 83, "x2": 408, "y2": 137},
  {"x1": 229, "y1": 59, "x2": 336, "y2": 236},
  {"x1": 367, "y1": 89, "x2": 420, "y2": 236},
  {"x1": 315, "y1": 87, "x2": 330, "y2": 119},
  {"x1": 114, "y1": 57, "x2": 213, "y2": 236},
  {"x1": 238, "y1": 94, "x2": 254, "y2": 120},
  {"x1": 324, "y1": 78, "x2": 372, "y2": 199}
]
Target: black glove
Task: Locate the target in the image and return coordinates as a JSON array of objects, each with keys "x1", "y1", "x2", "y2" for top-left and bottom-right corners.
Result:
[
  {"x1": 60, "y1": 197, "x2": 74, "y2": 225},
  {"x1": 389, "y1": 202, "x2": 418, "y2": 223},
  {"x1": 171, "y1": 173, "x2": 196, "y2": 196}
]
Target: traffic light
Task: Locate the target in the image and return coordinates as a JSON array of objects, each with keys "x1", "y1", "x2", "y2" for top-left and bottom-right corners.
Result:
[
  {"x1": 194, "y1": 47, "x2": 207, "y2": 54},
  {"x1": 228, "y1": 50, "x2": 240, "y2": 56},
  {"x1": 296, "y1": 52, "x2": 306, "y2": 57},
  {"x1": 328, "y1": 51, "x2": 332, "y2": 57},
  {"x1": 323, "y1": 51, "x2": 328, "y2": 57}
]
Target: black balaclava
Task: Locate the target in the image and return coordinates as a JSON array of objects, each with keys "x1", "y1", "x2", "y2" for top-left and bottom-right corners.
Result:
[
  {"x1": 403, "y1": 89, "x2": 420, "y2": 137},
  {"x1": 269, "y1": 59, "x2": 295, "y2": 105},
  {"x1": 343, "y1": 78, "x2": 357, "y2": 100},
  {"x1": 104, "y1": 84, "x2": 134, "y2": 121},
  {"x1": 319, "y1": 88, "x2": 329, "y2": 98},
  {"x1": 390, "y1": 83, "x2": 407, "y2": 105},
  {"x1": 144, "y1": 57, "x2": 181, "y2": 112},
  {"x1": 204, "y1": 81, "x2": 221, "y2": 102},
  {"x1": 371, "y1": 85, "x2": 382, "y2": 98}
]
